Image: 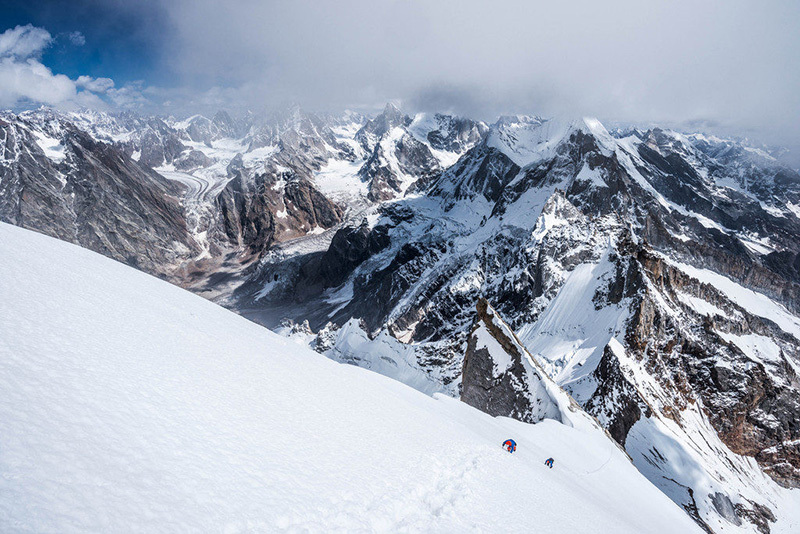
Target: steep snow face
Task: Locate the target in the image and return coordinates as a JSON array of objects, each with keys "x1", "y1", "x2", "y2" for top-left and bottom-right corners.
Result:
[
  {"x1": 316, "y1": 318, "x2": 445, "y2": 395},
  {"x1": 518, "y1": 251, "x2": 630, "y2": 405},
  {"x1": 0, "y1": 222, "x2": 702, "y2": 533}
]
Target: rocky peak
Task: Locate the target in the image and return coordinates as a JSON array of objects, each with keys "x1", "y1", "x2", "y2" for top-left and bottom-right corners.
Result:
[
  {"x1": 355, "y1": 103, "x2": 411, "y2": 153},
  {"x1": 0, "y1": 112, "x2": 200, "y2": 279},
  {"x1": 428, "y1": 143, "x2": 519, "y2": 204},
  {"x1": 411, "y1": 113, "x2": 488, "y2": 154},
  {"x1": 461, "y1": 298, "x2": 563, "y2": 423},
  {"x1": 211, "y1": 110, "x2": 246, "y2": 138},
  {"x1": 350, "y1": 104, "x2": 441, "y2": 202}
]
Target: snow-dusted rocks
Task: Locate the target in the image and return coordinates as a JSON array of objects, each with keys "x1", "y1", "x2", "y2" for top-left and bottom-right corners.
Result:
[
  {"x1": 461, "y1": 298, "x2": 563, "y2": 423},
  {"x1": 410, "y1": 112, "x2": 488, "y2": 155},
  {"x1": 356, "y1": 103, "x2": 441, "y2": 201},
  {"x1": 0, "y1": 110, "x2": 201, "y2": 279},
  {"x1": 234, "y1": 111, "x2": 800, "y2": 532},
  {"x1": 1, "y1": 106, "x2": 360, "y2": 287}
]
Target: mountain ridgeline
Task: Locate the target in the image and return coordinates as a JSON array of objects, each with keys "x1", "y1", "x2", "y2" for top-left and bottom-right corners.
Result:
[{"x1": 2, "y1": 103, "x2": 800, "y2": 532}]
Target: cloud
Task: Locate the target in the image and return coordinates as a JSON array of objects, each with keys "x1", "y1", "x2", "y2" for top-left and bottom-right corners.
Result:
[
  {"x1": 1, "y1": 4, "x2": 799, "y2": 151},
  {"x1": 0, "y1": 24, "x2": 52, "y2": 59},
  {"x1": 67, "y1": 31, "x2": 86, "y2": 47},
  {"x1": 106, "y1": 81, "x2": 150, "y2": 109},
  {"x1": 76, "y1": 75, "x2": 115, "y2": 93},
  {"x1": 0, "y1": 25, "x2": 124, "y2": 110},
  {"x1": 0, "y1": 57, "x2": 76, "y2": 106},
  {"x1": 157, "y1": 0, "x2": 800, "y2": 146}
]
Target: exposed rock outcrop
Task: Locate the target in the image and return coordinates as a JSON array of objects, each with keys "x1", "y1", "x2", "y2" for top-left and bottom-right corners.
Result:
[
  {"x1": 0, "y1": 113, "x2": 200, "y2": 279},
  {"x1": 461, "y1": 298, "x2": 562, "y2": 423}
]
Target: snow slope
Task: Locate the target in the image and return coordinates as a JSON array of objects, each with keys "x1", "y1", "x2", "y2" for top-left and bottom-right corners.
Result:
[{"x1": 0, "y1": 223, "x2": 700, "y2": 533}]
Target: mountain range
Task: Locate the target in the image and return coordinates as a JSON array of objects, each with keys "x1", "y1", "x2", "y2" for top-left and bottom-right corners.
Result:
[{"x1": 2, "y1": 102, "x2": 799, "y2": 533}]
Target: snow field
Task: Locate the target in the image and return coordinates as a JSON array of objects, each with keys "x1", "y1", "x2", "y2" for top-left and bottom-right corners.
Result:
[{"x1": 0, "y1": 222, "x2": 699, "y2": 533}]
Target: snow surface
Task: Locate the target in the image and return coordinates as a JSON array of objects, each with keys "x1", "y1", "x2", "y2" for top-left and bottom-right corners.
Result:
[
  {"x1": 31, "y1": 129, "x2": 66, "y2": 163},
  {"x1": 486, "y1": 116, "x2": 613, "y2": 167},
  {"x1": 0, "y1": 222, "x2": 701, "y2": 533},
  {"x1": 676, "y1": 291, "x2": 733, "y2": 320},
  {"x1": 319, "y1": 318, "x2": 444, "y2": 396},
  {"x1": 717, "y1": 332, "x2": 783, "y2": 366},
  {"x1": 313, "y1": 158, "x2": 368, "y2": 202},
  {"x1": 519, "y1": 253, "x2": 628, "y2": 405}
]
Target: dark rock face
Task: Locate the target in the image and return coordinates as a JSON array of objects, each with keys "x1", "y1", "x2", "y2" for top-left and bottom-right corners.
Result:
[
  {"x1": 131, "y1": 118, "x2": 187, "y2": 168},
  {"x1": 430, "y1": 144, "x2": 519, "y2": 204},
  {"x1": 616, "y1": 249, "x2": 800, "y2": 487},
  {"x1": 0, "y1": 113, "x2": 200, "y2": 279},
  {"x1": 214, "y1": 170, "x2": 276, "y2": 255},
  {"x1": 175, "y1": 149, "x2": 212, "y2": 171},
  {"x1": 735, "y1": 501, "x2": 777, "y2": 534},
  {"x1": 0, "y1": 117, "x2": 75, "y2": 243},
  {"x1": 360, "y1": 132, "x2": 441, "y2": 201},
  {"x1": 756, "y1": 440, "x2": 800, "y2": 489},
  {"x1": 425, "y1": 114, "x2": 488, "y2": 153},
  {"x1": 214, "y1": 165, "x2": 343, "y2": 257},
  {"x1": 283, "y1": 179, "x2": 343, "y2": 233},
  {"x1": 319, "y1": 221, "x2": 390, "y2": 288},
  {"x1": 585, "y1": 345, "x2": 648, "y2": 447},
  {"x1": 461, "y1": 298, "x2": 561, "y2": 423}
]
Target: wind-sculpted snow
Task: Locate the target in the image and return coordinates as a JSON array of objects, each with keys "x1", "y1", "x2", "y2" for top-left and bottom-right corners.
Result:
[{"x1": 0, "y1": 222, "x2": 702, "y2": 533}]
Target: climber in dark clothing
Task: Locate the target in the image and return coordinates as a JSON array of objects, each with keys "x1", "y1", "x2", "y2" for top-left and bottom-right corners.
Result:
[{"x1": 544, "y1": 457, "x2": 554, "y2": 468}]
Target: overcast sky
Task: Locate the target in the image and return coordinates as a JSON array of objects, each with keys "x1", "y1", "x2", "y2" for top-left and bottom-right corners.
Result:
[{"x1": 1, "y1": 0, "x2": 799, "y2": 149}]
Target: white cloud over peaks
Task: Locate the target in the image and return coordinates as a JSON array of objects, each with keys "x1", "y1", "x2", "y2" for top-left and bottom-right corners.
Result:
[
  {"x1": 0, "y1": 25, "x2": 124, "y2": 110},
  {"x1": 162, "y1": 0, "x2": 800, "y2": 147},
  {"x1": 0, "y1": 24, "x2": 52, "y2": 58},
  {"x1": 76, "y1": 75, "x2": 115, "y2": 94},
  {"x1": 0, "y1": 58, "x2": 77, "y2": 107}
]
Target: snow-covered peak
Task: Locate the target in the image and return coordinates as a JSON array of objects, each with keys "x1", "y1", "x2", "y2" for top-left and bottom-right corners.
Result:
[
  {"x1": 487, "y1": 116, "x2": 616, "y2": 167},
  {"x1": 493, "y1": 114, "x2": 547, "y2": 127},
  {"x1": 408, "y1": 112, "x2": 488, "y2": 157},
  {"x1": 355, "y1": 103, "x2": 411, "y2": 152}
]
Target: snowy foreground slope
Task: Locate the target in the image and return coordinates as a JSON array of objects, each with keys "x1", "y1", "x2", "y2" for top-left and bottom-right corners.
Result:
[{"x1": 0, "y1": 222, "x2": 700, "y2": 533}]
